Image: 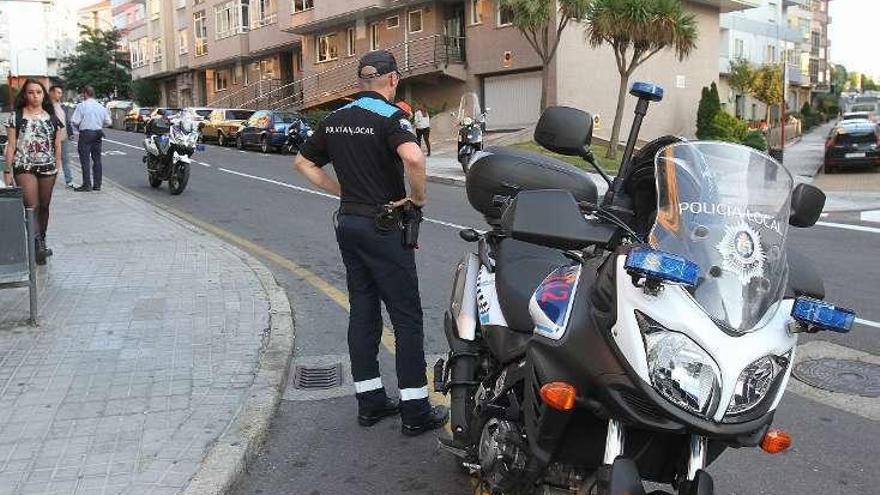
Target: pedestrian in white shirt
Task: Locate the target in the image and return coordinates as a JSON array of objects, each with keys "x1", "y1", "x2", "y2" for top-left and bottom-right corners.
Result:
[
  {"x1": 414, "y1": 107, "x2": 431, "y2": 156},
  {"x1": 70, "y1": 86, "x2": 111, "y2": 191}
]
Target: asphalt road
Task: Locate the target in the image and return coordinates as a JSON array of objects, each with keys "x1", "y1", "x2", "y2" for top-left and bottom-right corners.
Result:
[{"x1": 89, "y1": 129, "x2": 879, "y2": 495}]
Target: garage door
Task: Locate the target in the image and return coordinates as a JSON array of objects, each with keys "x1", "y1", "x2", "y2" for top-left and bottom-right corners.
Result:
[{"x1": 484, "y1": 71, "x2": 542, "y2": 130}]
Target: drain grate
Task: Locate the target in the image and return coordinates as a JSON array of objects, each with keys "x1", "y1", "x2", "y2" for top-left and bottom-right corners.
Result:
[
  {"x1": 293, "y1": 363, "x2": 343, "y2": 390},
  {"x1": 793, "y1": 358, "x2": 880, "y2": 398}
]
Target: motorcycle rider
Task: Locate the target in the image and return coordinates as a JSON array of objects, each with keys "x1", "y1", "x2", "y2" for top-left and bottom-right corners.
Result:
[{"x1": 294, "y1": 50, "x2": 448, "y2": 435}]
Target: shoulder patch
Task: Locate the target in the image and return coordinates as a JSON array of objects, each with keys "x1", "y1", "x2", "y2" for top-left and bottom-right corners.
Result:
[
  {"x1": 399, "y1": 118, "x2": 415, "y2": 135},
  {"x1": 346, "y1": 97, "x2": 399, "y2": 118}
]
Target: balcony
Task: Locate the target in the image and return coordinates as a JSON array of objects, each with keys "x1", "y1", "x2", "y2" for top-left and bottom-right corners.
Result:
[
  {"x1": 691, "y1": 0, "x2": 760, "y2": 13},
  {"x1": 782, "y1": 0, "x2": 809, "y2": 7},
  {"x1": 787, "y1": 64, "x2": 810, "y2": 86}
]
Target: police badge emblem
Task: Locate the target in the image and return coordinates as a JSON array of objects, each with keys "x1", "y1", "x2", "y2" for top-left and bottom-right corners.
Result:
[
  {"x1": 399, "y1": 118, "x2": 416, "y2": 135},
  {"x1": 716, "y1": 221, "x2": 766, "y2": 284}
]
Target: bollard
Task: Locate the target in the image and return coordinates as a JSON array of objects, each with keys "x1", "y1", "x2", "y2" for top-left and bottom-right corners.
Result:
[{"x1": 25, "y1": 207, "x2": 37, "y2": 325}]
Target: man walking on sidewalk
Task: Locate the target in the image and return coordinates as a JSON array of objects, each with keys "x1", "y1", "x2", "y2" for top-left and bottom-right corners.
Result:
[
  {"x1": 49, "y1": 85, "x2": 75, "y2": 188},
  {"x1": 71, "y1": 86, "x2": 110, "y2": 192}
]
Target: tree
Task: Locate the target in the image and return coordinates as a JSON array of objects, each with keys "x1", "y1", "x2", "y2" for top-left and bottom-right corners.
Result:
[
  {"x1": 131, "y1": 79, "x2": 160, "y2": 106},
  {"x1": 586, "y1": 0, "x2": 698, "y2": 159},
  {"x1": 500, "y1": 0, "x2": 590, "y2": 110},
  {"x1": 728, "y1": 57, "x2": 754, "y2": 117},
  {"x1": 696, "y1": 82, "x2": 721, "y2": 139},
  {"x1": 831, "y1": 64, "x2": 847, "y2": 94},
  {"x1": 750, "y1": 64, "x2": 783, "y2": 127},
  {"x1": 60, "y1": 27, "x2": 131, "y2": 98}
]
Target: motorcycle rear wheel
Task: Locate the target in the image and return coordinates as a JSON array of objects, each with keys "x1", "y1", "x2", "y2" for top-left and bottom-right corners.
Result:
[{"x1": 168, "y1": 164, "x2": 190, "y2": 195}]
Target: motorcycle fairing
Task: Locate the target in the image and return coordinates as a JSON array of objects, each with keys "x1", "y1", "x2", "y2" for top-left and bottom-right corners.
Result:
[
  {"x1": 610, "y1": 256, "x2": 797, "y2": 423},
  {"x1": 530, "y1": 264, "x2": 582, "y2": 340},
  {"x1": 450, "y1": 253, "x2": 480, "y2": 341},
  {"x1": 476, "y1": 266, "x2": 508, "y2": 327}
]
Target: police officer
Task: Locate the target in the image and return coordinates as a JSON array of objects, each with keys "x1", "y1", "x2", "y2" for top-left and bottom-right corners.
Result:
[{"x1": 294, "y1": 50, "x2": 448, "y2": 436}]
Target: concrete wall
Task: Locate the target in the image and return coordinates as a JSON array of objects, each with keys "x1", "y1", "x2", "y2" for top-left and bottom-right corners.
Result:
[{"x1": 555, "y1": 1, "x2": 721, "y2": 142}]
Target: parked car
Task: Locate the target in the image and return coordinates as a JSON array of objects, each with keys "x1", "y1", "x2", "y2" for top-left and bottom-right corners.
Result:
[
  {"x1": 144, "y1": 108, "x2": 183, "y2": 135},
  {"x1": 824, "y1": 121, "x2": 880, "y2": 173},
  {"x1": 183, "y1": 107, "x2": 213, "y2": 124},
  {"x1": 236, "y1": 110, "x2": 304, "y2": 153},
  {"x1": 200, "y1": 108, "x2": 255, "y2": 147},
  {"x1": 840, "y1": 111, "x2": 871, "y2": 123},
  {"x1": 124, "y1": 107, "x2": 155, "y2": 132}
]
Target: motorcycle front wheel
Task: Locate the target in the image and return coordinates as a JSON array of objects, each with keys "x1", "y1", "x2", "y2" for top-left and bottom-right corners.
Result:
[
  {"x1": 168, "y1": 163, "x2": 190, "y2": 195},
  {"x1": 148, "y1": 172, "x2": 162, "y2": 188}
]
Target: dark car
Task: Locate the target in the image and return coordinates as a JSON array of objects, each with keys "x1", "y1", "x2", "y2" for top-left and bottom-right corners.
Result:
[
  {"x1": 236, "y1": 110, "x2": 304, "y2": 153},
  {"x1": 824, "y1": 121, "x2": 880, "y2": 173}
]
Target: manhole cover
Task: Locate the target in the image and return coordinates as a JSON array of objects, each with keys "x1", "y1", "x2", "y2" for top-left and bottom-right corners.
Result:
[
  {"x1": 793, "y1": 358, "x2": 880, "y2": 398},
  {"x1": 293, "y1": 363, "x2": 343, "y2": 390}
]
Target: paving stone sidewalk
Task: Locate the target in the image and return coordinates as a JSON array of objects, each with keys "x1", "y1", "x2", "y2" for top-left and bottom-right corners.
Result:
[{"x1": 0, "y1": 183, "x2": 289, "y2": 495}]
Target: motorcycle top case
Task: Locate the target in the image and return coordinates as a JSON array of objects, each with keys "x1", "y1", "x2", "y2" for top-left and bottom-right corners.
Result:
[{"x1": 466, "y1": 146, "x2": 599, "y2": 225}]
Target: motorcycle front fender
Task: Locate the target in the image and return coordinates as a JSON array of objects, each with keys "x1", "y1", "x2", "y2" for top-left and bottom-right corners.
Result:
[{"x1": 172, "y1": 151, "x2": 192, "y2": 164}]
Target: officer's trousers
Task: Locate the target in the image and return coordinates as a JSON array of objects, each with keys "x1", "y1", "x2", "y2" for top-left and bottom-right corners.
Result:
[{"x1": 335, "y1": 214, "x2": 430, "y2": 420}]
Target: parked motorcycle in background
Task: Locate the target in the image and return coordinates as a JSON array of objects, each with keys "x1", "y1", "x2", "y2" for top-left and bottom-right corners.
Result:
[
  {"x1": 143, "y1": 113, "x2": 203, "y2": 195},
  {"x1": 436, "y1": 82, "x2": 853, "y2": 495},
  {"x1": 283, "y1": 118, "x2": 313, "y2": 155},
  {"x1": 455, "y1": 92, "x2": 487, "y2": 174}
]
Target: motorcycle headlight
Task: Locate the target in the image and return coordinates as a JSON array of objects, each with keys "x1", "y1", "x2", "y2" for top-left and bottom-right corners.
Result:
[
  {"x1": 726, "y1": 355, "x2": 783, "y2": 416},
  {"x1": 462, "y1": 117, "x2": 474, "y2": 126},
  {"x1": 643, "y1": 326, "x2": 721, "y2": 418}
]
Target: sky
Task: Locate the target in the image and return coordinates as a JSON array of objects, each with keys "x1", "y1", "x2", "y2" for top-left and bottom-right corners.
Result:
[{"x1": 828, "y1": 0, "x2": 880, "y2": 78}]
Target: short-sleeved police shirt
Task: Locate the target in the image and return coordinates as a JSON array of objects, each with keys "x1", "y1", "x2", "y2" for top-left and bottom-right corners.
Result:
[{"x1": 299, "y1": 92, "x2": 418, "y2": 206}]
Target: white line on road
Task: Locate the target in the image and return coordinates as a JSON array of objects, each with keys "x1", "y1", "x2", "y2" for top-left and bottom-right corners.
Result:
[
  {"x1": 196, "y1": 161, "x2": 212, "y2": 168},
  {"x1": 815, "y1": 221, "x2": 880, "y2": 235},
  {"x1": 856, "y1": 318, "x2": 880, "y2": 329},
  {"x1": 104, "y1": 138, "x2": 143, "y2": 151},
  {"x1": 217, "y1": 168, "x2": 475, "y2": 230}
]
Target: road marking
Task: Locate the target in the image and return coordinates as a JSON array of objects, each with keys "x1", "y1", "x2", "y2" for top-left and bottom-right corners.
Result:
[
  {"x1": 815, "y1": 221, "x2": 880, "y2": 235},
  {"x1": 860, "y1": 210, "x2": 880, "y2": 223},
  {"x1": 217, "y1": 168, "x2": 476, "y2": 230},
  {"x1": 196, "y1": 161, "x2": 212, "y2": 168},
  {"x1": 104, "y1": 138, "x2": 143, "y2": 151},
  {"x1": 107, "y1": 181, "x2": 446, "y2": 406},
  {"x1": 855, "y1": 318, "x2": 880, "y2": 329}
]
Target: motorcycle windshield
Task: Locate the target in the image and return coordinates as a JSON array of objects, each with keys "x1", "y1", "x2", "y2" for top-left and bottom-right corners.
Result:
[
  {"x1": 650, "y1": 142, "x2": 793, "y2": 332},
  {"x1": 457, "y1": 92, "x2": 482, "y2": 125}
]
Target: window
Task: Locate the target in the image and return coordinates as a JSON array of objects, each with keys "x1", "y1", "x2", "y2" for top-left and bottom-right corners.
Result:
[
  {"x1": 130, "y1": 39, "x2": 147, "y2": 68},
  {"x1": 346, "y1": 27, "x2": 356, "y2": 56},
  {"x1": 251, "y1": 0, "x2": 276, "y2": 28},
  {"x1": 259, "y1": 58, "x2": 275, "y2": 78},
  {"x1": 469, "y1": 0, "x2": 483, "y2": 25},
  {"x1": 387, "y1": 15, "x2": 399, "y2": 29},
  {"x1": 408, "y1": 10, "x2": 422, "y2": 33},
  {"x1": 316, "y1": 33, "x2": 339, "y2": 63},
  {"x1": 148, "y1": 0, "x2": 160, "y2": 19},
  {"x1": 215, "y1": 1, "x2": 249, "y2": 40},
  {"x1": 292, "y1": 0, "x2": 313, "y2": 13},
  {"x1": 215, "y1": 69, "x2": 229, "y2": 92},
  {"x1": 766, "y1": 44, "x2": 776, "y2": 63},
  {"x1": 734, "y1": 38, "x2": 743, "y2": 58},
  {"x1": 810, "y1": 31, "x2": 820, "y2": 57},
  {"x1": 497, "y1": 4, "x2": 514, "y2": 27},
  {"x1": 152, "y1": 38, "x2": 163, "y2": 62},
  {"x1": 176, "y1": 0, "x2": 186, "y2": 9},
  {"x1": 369, "y1": 24, "x2": 380, "y2": 50},
  {"x1": 194, "y1": 11, "x2": 208, "y2": 55},
  {"x1": 178, "y1": 28, "x2": 189, "y2": 54}
]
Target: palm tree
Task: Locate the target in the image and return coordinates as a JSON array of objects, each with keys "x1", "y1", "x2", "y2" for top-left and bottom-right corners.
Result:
[{"x1": 586, "y1": 0, "x2": 698, "y2": 159}]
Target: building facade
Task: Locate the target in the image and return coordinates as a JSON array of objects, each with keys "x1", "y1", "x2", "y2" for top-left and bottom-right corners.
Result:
[
  {"x1": 79, "y1": 0, "x2": 114, "y2": 32},
  {"x1": 808, "y1": 0, "x2": 831, "y2": 103},
  {"x1": 130, "y1": 0, "x2": 762, "y2": 141},
  {"x1": 0, "y1": 0, "x2": 78, "y2": 81}
]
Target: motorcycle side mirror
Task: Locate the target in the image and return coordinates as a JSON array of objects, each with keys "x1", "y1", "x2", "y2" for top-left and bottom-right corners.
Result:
[
  {"x1": 484, "y1": 107, "x2": 491, "y2": 113},
  {"x1": 534, "y1": 106, "x2": 593, "y2": 157},
  {"x1": 790, "y1": 183, "x2": 826, "y2": 227}
]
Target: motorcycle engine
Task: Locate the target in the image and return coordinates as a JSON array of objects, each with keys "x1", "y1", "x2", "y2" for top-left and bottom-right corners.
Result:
[{"x1": 479, "y1": 418, "x2": 530, "y2": 493}]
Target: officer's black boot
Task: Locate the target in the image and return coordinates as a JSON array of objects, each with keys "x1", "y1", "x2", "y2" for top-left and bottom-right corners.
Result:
[
  {"x1": 401, "y1": 405, "x2": 449, "y2": 437},
  {"x1": 358, "y1": 396, "x2": 400, "y2": 427}
]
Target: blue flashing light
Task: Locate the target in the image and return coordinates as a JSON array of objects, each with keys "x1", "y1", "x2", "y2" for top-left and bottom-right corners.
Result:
[
  {"x1": 196, "y1": 144, "x2": 206, "y2": 152},
  {"x1": 630, "y1": 81, "x2": 664, "y2": 102},
  {"x1": 791, "y1": 297, "x2": 855, "y2": 333},
  {"x1": 624, "y1": 247, "x2": 699, "y2": 286}
]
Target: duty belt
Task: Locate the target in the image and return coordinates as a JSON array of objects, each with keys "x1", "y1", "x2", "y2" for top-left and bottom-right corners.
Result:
[{"x1": 338, "y1": 202, "x2": 387, "y2": 218}]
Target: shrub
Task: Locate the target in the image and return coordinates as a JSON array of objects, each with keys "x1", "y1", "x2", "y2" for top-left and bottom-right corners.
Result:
[
  {"x1": 710, "y1": 111, "x2": 748, "y2": 143},
  {"x1": 131, "y1": 79, "x2": 160, "y2": 106},
  {"x1": 696, "y1": 82, "x2": 722, "y2": 140},
  {"x1": 741, "y1": 130, "x2": 768, "y2": 151}
]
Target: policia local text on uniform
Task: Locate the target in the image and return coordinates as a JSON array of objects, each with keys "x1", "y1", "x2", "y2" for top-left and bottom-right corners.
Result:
[{"x1": 294, "y1": 50, "x2": 448, "y2": 436}]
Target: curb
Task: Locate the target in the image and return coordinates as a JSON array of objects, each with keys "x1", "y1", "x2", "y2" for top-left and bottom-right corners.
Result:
[
  {"x1": 99, "y1": 179, "x2": 295, "y2": 495},
  {"x1": 427, "y1": 173, "x2": 465, "y2": 187}
]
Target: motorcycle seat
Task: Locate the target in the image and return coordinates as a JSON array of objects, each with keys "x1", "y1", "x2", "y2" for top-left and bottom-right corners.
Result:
[{"x1": 493, "y1": 239, "x2": 570, "y2": 333}]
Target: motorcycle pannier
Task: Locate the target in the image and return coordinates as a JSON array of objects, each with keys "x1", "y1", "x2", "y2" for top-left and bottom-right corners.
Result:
[{"x1": 466, "y1": 146, "x2": 599, "y2": 225}]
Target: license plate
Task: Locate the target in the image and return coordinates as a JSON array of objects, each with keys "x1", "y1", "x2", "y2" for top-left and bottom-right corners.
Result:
[{"x1": 845, "y1": 152, "x2": 866, "y2": 158}]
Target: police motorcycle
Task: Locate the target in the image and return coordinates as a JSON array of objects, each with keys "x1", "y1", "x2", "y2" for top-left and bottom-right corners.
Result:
[
  {"x1": 283, "y1": 117, "x2": 313, "y2": 155},
  {"x1": 455, "y1": 92, "x2": 488, "y2": 174},
  {"x1": 435, "y1": 82, "x2": 855, "y2": 495},
  {"x1": 143, "y1": 113, "x2": 203, "y2": 195}
]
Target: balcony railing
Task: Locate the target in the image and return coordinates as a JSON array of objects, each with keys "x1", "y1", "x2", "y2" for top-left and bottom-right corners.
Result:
[{"x1": 210, "y1": 35, "x2": 464, "y2": 111}]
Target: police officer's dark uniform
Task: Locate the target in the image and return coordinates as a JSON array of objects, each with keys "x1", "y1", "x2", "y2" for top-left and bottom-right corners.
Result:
[{"x1": 298, "y1": 50, "x2": 447, "y2": 435}]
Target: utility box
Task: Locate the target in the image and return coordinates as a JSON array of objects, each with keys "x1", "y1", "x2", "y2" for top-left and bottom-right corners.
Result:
[{"x1": 0, "y1": 187, "x2": 38, "y2": 324}]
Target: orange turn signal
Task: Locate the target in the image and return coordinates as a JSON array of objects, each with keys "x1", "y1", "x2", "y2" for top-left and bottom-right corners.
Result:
[
  {"x1": 539, "y1": 382, "x2": 577, "y2": 411},
  {"x1": 760, "y1": 428, "x2": 792, "y2": 454}
]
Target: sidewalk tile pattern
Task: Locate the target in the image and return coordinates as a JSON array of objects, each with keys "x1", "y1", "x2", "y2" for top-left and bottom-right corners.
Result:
[{"x1": 0, "y1": 185, "x2": 269, "y2": 495}]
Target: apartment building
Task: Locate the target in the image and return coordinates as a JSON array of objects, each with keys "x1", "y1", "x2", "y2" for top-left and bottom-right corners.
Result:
[
  {"x1": 0, "y1": 0, "x2": 78, "y2": 81},
  {"x1": 79, "y1": 0, "x2": 114, "y2": 32},
  {"x1": 130, "y1": 0, "x2": 759, "y2": 141},
  {"x1": 809, "y1": 0, "x2": 831, "y2": 100}
]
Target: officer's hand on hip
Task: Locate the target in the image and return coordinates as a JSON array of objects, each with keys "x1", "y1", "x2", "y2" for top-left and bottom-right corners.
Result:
[{"x1": 392, "y1": 197, "x2": 425, "y2": 209}]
